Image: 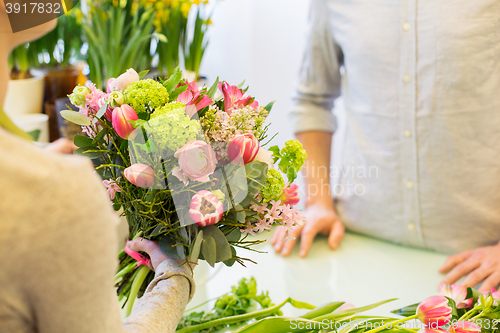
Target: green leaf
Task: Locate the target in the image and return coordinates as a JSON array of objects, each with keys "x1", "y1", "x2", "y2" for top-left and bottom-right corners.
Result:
[
  {"x1": 207, "y1": 77, "x2": 219, "y2": 99},
  {"x1": 154, "y1": 33, "x2": 168, "y2": 43},
  {"x1": 391, "y1": 302, "x2": 419, "y2": 317},
  {"x1": 74, "y1": 134, "x2": 95, "y2": 148},
  {"x1": 190, "y1": 230, "x2": 203, "y2": 261},
  {"x1": 202, "y1": 225, "x2": 232, "y2": 262},
  {"x1": 27, "y1": 129, "x2": 41, "y2": 141},
  {"x1": 159, "y1": 235, "x2": 186, "y2": 260},
  {"x1": 226, "y1": 228, "x2": 241, "y2": 242},
  {"x1": 466, "y1": 287, "x2": 481, "y2": 305},
  {"x1": 236, "y1": 80, "x2": 246, "y2": 88},
  {"x1": 164, "y1": 67, "x2": 182, "y2": 95},
  {"x1": 74, "y1": 147, "x2": 102, "y2": 159},
  {"x1": 94, "y1": 103, "x2": 108, "y2": 124},
  {"x1": 445, "y1": 296, "x2": 458, "y2": 319},
  {"x1": 201, "y1": 235, "x2": 216, "y2": 267},
  {"x1": 138, "y1": 69, "x2": 150, "y2": 79},
  {"x1": 315, "y1": 299, "x2": 398, "y2": 321},
  {"x1": 301, "y1": 302, "x2": 345, "y2": 319},
  {"x1": 289, "y1": 299, "x2": 316, "y2": 310},
  {"x1": 170, "y1": 84, "x2": 189, "y2": 101},
  {"x1": 264, "y1": 101, "x2": 275, "y2": 112},
  {"x1": 60, "y1": 110, "x2": 92, "y2": 126},
  {"x1": 234, "y1": 316, "x2": 319, "y2": 333},
  {"x1": 223, "y1": 246, "x2": 237, "y2": 267}
]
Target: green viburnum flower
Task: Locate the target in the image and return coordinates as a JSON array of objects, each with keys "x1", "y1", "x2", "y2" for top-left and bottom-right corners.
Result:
[
  {"x1": 124, "y1": 79, "x2": 169, "y2": 115},
  {"x1": 279, "y1": 139, "x2": 307, "y2": 176},
  {"x1": 148, "y1": 102, "x2": 201, "y2": 152},
  {"x1": 261, "y1": 169, "x2": 285, "y2": 203}
]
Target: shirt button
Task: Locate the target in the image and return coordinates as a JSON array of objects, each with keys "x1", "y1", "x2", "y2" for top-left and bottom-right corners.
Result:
[
  {"x1": 404, "y1": 130, "x2": 412, "y2": 138},
  {"x1": 403, "y1": 75, "x2": 411, "y2": 83},
  {"x1": 403, "y1": 23, "x2": 411, "y2": 31},
  {"x1": 406, "y1": 180, "x2": 414, "y2": 189},
  {"x1": 407, "y1": 222, "x2": 416, "y2": 231}
]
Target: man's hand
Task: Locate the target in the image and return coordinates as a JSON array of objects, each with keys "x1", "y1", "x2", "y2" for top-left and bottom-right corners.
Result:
[
  {"x1": 45, "y1": 138, "x2": 77, "y2": 154},
  {"x1": 439, "y1": 242, "x2": 500, "y2": 291},
  {"x1": 270, "y1": 201, "x2": 345, "y2": 257}
]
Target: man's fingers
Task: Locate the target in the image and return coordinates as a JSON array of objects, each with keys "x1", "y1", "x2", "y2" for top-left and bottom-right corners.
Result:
[
  {"x1": 478, "y1": 272, "x2": 500, "y2": 292},
  {"x1": 271, "y1": 226, "x2": 281, "y2": 245},
  {"x1": 439, "y1": 251, "x2": 472, "y2": 274},
  {"x1": 328, "y1": 221, "x2": 345, "y2": 250},
  {"x1": 441, "y1": 258, "x2": 480, "y2": 285},
  {"x1": 299, "y1": 224, "x2": 320, "y2": 258},
  {"x1": 461, "y1": 266, "x2": 493, "y2": 288},
  {"x1": 279, "y1": 225, "x2": 303, "y2": 257},
  {"x1": 127, "y1": 238, "x2": 155, "y2": 255},
  {"x1": 273, "y1": 227, "x2": 287, "y2": 252}
]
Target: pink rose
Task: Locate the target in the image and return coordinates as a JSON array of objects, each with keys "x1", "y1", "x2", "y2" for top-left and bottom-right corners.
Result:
[
  {"x1": 173, "y1": 141, "x2": 217, "y2": 183},
  {"x1": 107, "y1": 68, "x2": 140, "y2": 92}
]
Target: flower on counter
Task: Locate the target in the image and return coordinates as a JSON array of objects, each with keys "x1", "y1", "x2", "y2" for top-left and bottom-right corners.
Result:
[
  {"x1": 228, "y1": 133, "x2": 260, "y2": 164},
  {"x1": 173, "y1": 140, "x2": 217, "y2": 184},
  {"x1": 124, "y1": 79, "x2": 169, "y2": 114},
  {"x1": 112, "y1": 104, "x2": 139, "y2": 140},
  {"x1": 107, "y1": 68, "x2": 140, "y2": 92},
  {"x1": 448, "y1": 321, "x2": 481, "y2": 333},
  {"x1": 438, "y1": 283, "x2": 470, "y2": 309},
  {"x1": 189, "y1": 190, "x2": 223, "y2": 227},
  {"x1": 103, "y1": 178, "x2": 122, "y2": 200},
  {"x1": 124, "y1": 163, "x2": 155, "y2": 188},
  {"x1": 416, "y1": 296, "x2": 452, "y2": 327}
]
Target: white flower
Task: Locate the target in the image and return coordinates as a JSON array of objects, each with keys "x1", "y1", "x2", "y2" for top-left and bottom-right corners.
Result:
[{"x1": 254, "y1": 147, "x2": 274, "y2": 169}]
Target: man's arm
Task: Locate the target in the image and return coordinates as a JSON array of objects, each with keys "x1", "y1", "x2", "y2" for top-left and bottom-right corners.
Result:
[{"x1": 271, "y1": 131, "x2": 344, "y2": 257}]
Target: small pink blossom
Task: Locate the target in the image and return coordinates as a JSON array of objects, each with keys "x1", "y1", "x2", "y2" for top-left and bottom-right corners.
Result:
[
  {"x1": 86, "y1": 83, "x2": 107, "y2": 112},
  {"x1": 103, "y1": 178, "x2": 122, "y2": 200},
  {"x1": 240, "y1": 221, "x2": 256, "y2": 236},
  {"x1": 177, "y1": 81, "x2": 213, "y2": 118},
  {"x1": 218, "y1": 81, "x2": 259, "y2": 115}
]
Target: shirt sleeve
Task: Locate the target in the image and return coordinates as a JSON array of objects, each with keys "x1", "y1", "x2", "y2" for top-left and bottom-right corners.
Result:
[
  {"x1": 12, "y1": 156, "x2": 193, "y2": 333},
  {"x1": 290, "y1": 0, "x2": 343, "y2": 134}
]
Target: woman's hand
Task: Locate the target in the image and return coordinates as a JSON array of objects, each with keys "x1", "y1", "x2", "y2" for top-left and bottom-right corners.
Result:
[
  {"x1": 127, "y1": 238, "x2": 197, "y2": 272},
  {"x1": 271, "y1": 200, "x2": 345, "y2": 257},
  {"x1": 45, "y1": 138, "x2": 78, "y2": 154}
]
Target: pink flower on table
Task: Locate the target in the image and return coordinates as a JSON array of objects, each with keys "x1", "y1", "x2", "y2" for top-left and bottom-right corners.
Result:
[
  {"x1": 177, "y1": 81, "x2": 212, "y2": 118},
  {"x1": 173, "y1": 140, "x2": 217, "y2": 184},
  {"x1": 103, "y1": 178, "x2": 122, "y2": 200},
  {"x1": 218, "y1": 81, "x2": 259, "y2": 115},
  {"x1": 124, "y1": 164, "x2": 155, "y2": 188},
  {"x1": 107, "y1": 68, "x2": 140, "y2": 92},
  {"x1": 281, "y1": 183, "x2": 300, "y2": 206},
  {"x1": 228, "y1": 133, "x2": 260, "y2": 164},
  {"x1": 189, "y1": 190, "x2": 223, "y2": 227},
  {"x1": 448, "y1": 321, "x2": 481, "y2": 333},
  {"x1": 438, "y1": 283, "x2": 470, "y2": 309},
  {"x1": 112, "y1": 104, "x2": 139, "y2": 140},
  {"x1": 417, "y1": 296, "x2": 452, "y2": 327}
]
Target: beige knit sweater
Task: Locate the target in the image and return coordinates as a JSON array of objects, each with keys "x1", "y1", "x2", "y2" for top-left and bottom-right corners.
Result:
[{"x1": 0, "y1": 128, "x2": 195, "y2": 333}]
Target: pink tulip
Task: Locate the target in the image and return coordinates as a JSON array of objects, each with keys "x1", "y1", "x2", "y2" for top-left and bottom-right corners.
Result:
[
  {"x1": 448, "y1": 321, "x2": 481, "y2": 333},
  {"x1": 112, "y1": 104, "x2": 139, "y2": 140},
  {"x1": 438, "y1": 283, "x2": 470, "y2": 309},
  {"x1": 173, "y1": 141, "x2": 217, "y2": 183},
  {"x1": 417, "y1": 296, "x2": 452, "y2": 327},
  {"x1": 281, "y1": 183, "x2": 300, "y2": 206},
  {"x1": 189, "y1": 190, "x2": 224, "y2": 227},
  {"x1": 228, "y1": 134, "x2": 260, "y2": 164},
  {"x1": 218, "y1": 81, "x2": 259, "y2": 115},
  {"x1": 107, "y1": 68, "x2": 140, "y2": 92},
  {"x1": 123, "y1": 164, "x2": 155, "y2": 188}
]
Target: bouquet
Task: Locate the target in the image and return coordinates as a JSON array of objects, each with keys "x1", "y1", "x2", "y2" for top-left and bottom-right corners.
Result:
[{"x1": 62, "y1": 68, "x2": 307, "y2": 315}]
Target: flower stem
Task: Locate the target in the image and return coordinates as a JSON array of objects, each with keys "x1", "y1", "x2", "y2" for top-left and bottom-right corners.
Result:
[
  {"x1": 459, "y1": 309, "x2": 478, "y2": 322},
  {"x1": 366, "y1": 315, "x2": 418, "y2": 333},
  {"x1": 124, "y1": 265, "x2": 150, "y2": 317}
]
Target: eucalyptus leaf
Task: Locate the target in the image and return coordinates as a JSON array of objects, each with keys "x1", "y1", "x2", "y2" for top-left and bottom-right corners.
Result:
[
  {"x1": 223, "y1": 246, "x2": 237, "y2": 267},
  {"x1": 74, "y1": 134, "x2": 95, "y2": 148},
  {"x1": 159, "y1": 235, "x2": 185, "y2": 260},
  {"x1": 95, "y1": 103, "x2": 108, "y2": 122},
  {"x1": 60, "y1": 110, "x2": 92, "y2": 126},
  {"x1": 201, "y1": 235, "x2": 216, "y2": 267},
  {"x1": 190, "y1": 230, "x2": 203, "y2": 261},
  {"x1": 202, "y1": 225, "x2": 232, "y2": 262},
  {"x1": 226, "y1": 228, "x2": 241, "y2": 243}
]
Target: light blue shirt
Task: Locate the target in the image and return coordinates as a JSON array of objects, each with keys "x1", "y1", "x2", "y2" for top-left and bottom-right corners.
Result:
[{"x1": 290, "y1": 0, "x2": 500, "y2": 254}]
